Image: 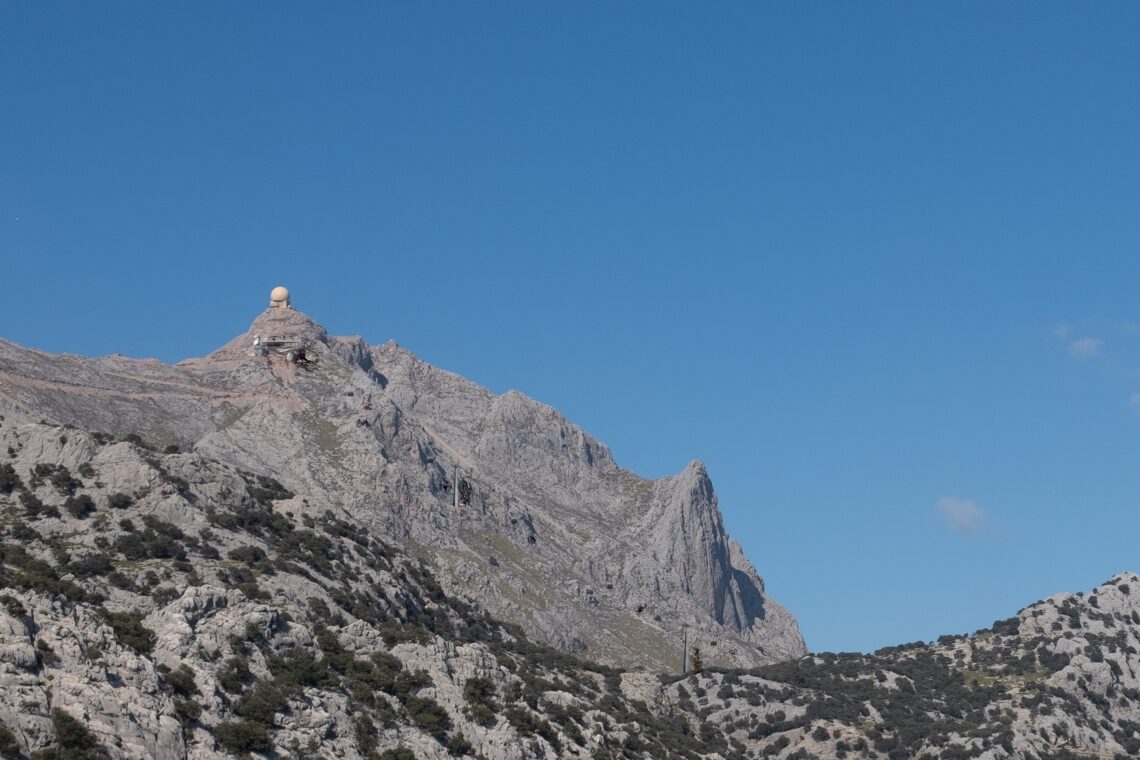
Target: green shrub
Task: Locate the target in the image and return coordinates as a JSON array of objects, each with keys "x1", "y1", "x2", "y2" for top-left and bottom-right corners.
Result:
[
  {"x1": 219, "y1": 657, "x2": 253, "y2": 693},
  {"x1": 215, "y1": 719, "x2": 271, "y2": 754},
  {"x1": 405, "y1": 696, "x2": 452, "y2": 740},
  {"x1": 446, "y1": 732, "x2": 473, "y2": 756},
  {"x1": 113, "y1": 520, "x2": 188, "y2": 561},
  {"x1": 48, "y1": 467, "x2": 80, "y2": 496},
  {"x1": 468, "y1": 703, "x2": 497, "y2": 727},
  {"x1": 235, "y1": 679, "x2": 289, "y2": 724},
  {"x1": 0, "y1": 595, "x2": 27, "y2": 619},
  {"x1": 151, "y1": 586, "x2": 179, "y2": 605},
  {"x1": 101, "y1": 610, "x2": 154, "y2": 655},
  {"x1": 463, "y1": 676, "x2": 499, "y2": 726},
  {"x1": 0, "y1": 464, "x2": 21, "y2": 494},
  {"x1": 0, "y1": 720, "x2": 19, "y2": 757},
  {"x1": 68, "y1": 553, "x2": 113, "y2": 579},
  {"x1": 107, "y1": 493, "x2": 132, "y2": 509},
  {"x1": 378, "y1": 747, "x2": 416, "y2": 760},
  {"x1": 9, "y1": 521, "x2": 39, "y2": 542},
  {"x1": 36, "y1": 639, "x2": 61, "y2": 668},
  {"x1": 31, "y1": 709, "x2": 107, "y2": 759},
  {"x1": 162, "y1": 664, "x2": 199, "y2": 698},
  {"x1": 20, "y1": 490, "x2": 57, "y2": 519},
  {"x1": 268, "y1": 647, "x2": 336, "y2": 689},
  {"x1": 353, "y1": 714, "x2": 377, "y2": 753},
  {"x1": 227, "y1": 545, "x2": 267, "y2": 566},
  {"x1": 173, "y1": 698, "x2": 201, "y2": 728}
]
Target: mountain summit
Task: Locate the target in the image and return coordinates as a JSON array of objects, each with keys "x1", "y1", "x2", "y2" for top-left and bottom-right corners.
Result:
[
  {"x1": 4, "y1": 290, "x2": 1140, "y2": 760},
  {"x1": 0, "y1": 288, "x2": 805, "y2": 671}
]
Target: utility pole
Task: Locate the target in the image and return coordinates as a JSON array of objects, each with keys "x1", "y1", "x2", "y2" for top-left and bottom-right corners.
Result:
[
  {"x1": 452, "y1": 464, "x2": 459, "y2": 510},
  {"x1": 681, "y1": 624, "x2": 690, "y2": 675}
]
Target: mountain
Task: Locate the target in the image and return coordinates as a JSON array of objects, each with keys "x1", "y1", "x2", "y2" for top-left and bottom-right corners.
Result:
[
  {"x1": 1, "y1": 294, "x2": 1138, "y2": 759},
  {"x1": 0, "y1": 424, "x2": 1137, "y2": 760},
  {"x1": 0, "y1": 297, "x2": 805, "y2": 671}
]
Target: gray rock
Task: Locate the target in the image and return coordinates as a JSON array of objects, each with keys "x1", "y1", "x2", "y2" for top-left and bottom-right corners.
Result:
[{"x1": 0, "y1": 305, "x2": 805, "y2": 670}]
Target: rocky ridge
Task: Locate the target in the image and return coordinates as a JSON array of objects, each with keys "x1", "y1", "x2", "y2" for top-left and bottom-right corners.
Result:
[
  {"x1": 0, "y1": 421, "x2": 1138, "y2": 758},
  {"x1": 0, "y1": 303, "x2": 804, "y2": 671}
]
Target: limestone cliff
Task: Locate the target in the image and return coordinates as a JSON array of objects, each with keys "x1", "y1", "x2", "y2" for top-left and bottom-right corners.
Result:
[{"x1": 0, "y1": 303, "x2": 805, "y2": 671}]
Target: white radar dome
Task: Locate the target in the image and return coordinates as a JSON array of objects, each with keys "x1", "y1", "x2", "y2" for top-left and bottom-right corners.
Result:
[{"x1": 269, "y1": 286, "x2": 291, "y2": 307}]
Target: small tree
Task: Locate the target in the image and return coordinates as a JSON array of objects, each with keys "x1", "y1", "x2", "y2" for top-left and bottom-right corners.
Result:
[{"x1": 689, "y1": 646, "x2": 704, "y2": 674}]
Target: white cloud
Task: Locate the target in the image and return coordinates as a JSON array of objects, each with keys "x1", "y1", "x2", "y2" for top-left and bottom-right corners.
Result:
[
  {"x1": 935, "y1": 497, "x2": 985, "y2": 535},
  {"x1": 1129, "y1": 394, "x2": 1140, "y2": 412},
  {"x1": 1067, "y1": 337, "x2": 1103, "y2": 359},
  {"x1": 1054, "y1": 323, "x2": 1072, "y2": 339}
]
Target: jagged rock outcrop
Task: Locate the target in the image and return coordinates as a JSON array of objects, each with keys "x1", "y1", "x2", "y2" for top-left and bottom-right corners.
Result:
[
  {"x1": 0, "y1": 424, "x2": 1135, "y2": 759},
  {"x1": 2, "y1": 311, "x2": 1139, "y2": 758},
  {"x1": 0, "y1": 301, "x2": 805, "y2": 671}
]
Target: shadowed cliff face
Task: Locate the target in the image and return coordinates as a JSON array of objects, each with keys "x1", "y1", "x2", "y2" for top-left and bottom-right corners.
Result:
[{"x1": 0, "y1": 306, "x2": 805, "y2": 669}]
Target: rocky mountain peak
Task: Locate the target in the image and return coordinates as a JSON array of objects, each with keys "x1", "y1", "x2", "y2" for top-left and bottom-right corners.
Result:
[{"x1": 0, "y1": 292, "x2": 805, "y2": 672}]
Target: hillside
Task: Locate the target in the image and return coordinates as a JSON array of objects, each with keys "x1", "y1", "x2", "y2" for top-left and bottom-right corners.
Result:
[
  {"x1": 0, "y1": 298, "x2": 804, "y2": 671},
  {"x1": 0, "y1": 420, "x2": 1138, "y2": 759},
  {"x1": 2, "y1": 294, "x2": 1138, "y2": 760}
]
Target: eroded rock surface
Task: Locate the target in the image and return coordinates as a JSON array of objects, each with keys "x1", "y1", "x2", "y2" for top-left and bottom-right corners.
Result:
[{"x1": 0, "y1": 305, "x2": 805, "y2": 670}]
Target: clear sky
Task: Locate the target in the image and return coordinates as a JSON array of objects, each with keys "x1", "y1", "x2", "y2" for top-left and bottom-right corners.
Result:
[{"x1": 3, "y1": 3, "x2": 1140, "y2": 654}]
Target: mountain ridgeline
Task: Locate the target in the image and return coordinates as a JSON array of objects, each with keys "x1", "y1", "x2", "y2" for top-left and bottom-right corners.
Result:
[
  {"x1": 0, "y1": 303, "x2": 804, "y2": 670},
  {"x1": 0, "y1": 298, "x2": 1137, "y2": 759}
]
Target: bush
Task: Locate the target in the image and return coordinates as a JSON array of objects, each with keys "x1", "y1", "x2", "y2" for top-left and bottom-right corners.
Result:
[
  {"x1": 379, "y1": 748, "x2": 417, "y2": 760},
  {"x1": 235, "y1": 679, "x2": 289, "y2": 724},
  {"x1": 64, "y1": 495, "x2": 96, "y2": 519},
  {"x1": 227, "y1": 545, "x2": 267, "y2": 567},
  {"x1": 0, "y1": 463, "x2": 21, "y2": 494},
  {"x1": 101, "y1": 610, "x2": 154, "y2": 655},
  {"x1": 0, "y1": 721, "x2": 19, "y2": 757},
  {"x1": 446, "y1": 732, "x2": 473, "y2": 756},
  {"x1": 219, "y1": 657, "x2": 253, "y2": 693},
  {"x1": 173, "y1": 698, "x2": 201, "y2": 728},
  {"x1": 107, "y1": 493, "x2": 132, "y2": 509},
  {"x1": 123, "y1": 433, "x2": 151, "y2": 450},
  {"x1": 32, "y1": 708, "x2": 107, "y2": 759},
  {"x1": 151, "y1": 586, "x2": 179, "y2": 605},
  {"x1": 353, "y1": 714, "x2": 377, "y2": 754},
  {"x1": 0, "y1": 595, "x2": 27, "y2": 619},
  {"x1": 20, "y1": 490, "x2": 58, "y2": 519},
  {"x1": 405, "y1": 696, "x2": 452, "y2": 739},
  {"x1": 68, "y1": 552, "x2": 113, "y2": 578},
  {"x1": 215, "y1": 720, "x2": 271, "y2": 754},
  {"x1": 162, "y1": 664, "x2": 198, "y2": 697},
  {"x1": 48, "y1": 466, "x2": 80, "y2": 496},
  {"x1": 463, "y1": 676, "x2": 499, "y2": 726}
]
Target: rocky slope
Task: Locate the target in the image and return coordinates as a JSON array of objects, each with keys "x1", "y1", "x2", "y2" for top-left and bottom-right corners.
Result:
[
  {"x1": 0, "y1": 301, "x2": 804, "y2": 671},
  {"x1": 0, "y1": 419, "x2": 1138, "y2": 759},
  {"x1": 0, "y1": 421, "x2": 741, "y2": 759}
]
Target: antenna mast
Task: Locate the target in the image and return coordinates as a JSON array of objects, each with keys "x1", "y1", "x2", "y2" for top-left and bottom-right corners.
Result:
[{"x1": 681, "y1": 624, "x2": 690, "y2": 675}]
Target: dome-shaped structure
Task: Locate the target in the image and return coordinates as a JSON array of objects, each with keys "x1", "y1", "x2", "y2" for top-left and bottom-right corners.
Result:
[{"x1": 269, "y1": 286, "x2": 291, "y2": 309}]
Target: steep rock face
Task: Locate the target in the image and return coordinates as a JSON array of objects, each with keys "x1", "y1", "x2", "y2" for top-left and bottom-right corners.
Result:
[
  {"x1": 0, "y1": 305, "x2": 805, "y2": 670},
  {"x1": 0, "y1": 425, "x2": 1135, "y2": 760}
]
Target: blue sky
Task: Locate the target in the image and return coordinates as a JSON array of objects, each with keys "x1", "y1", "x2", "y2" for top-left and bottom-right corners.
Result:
[{"x1": 3, "y1": 3, "x2": 1140, "y2": 653}]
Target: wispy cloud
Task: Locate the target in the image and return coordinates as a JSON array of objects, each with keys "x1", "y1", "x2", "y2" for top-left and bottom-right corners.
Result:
[
  {"x1": 1129, "y1": 394, "x2": 1140, "y2": 412},
  {"x1": 1054, "y1": 323, "x2": 1072, "y2": 339},
  {"x1": 1067, "y1": 337, "x2": 1103, "y2": 359},
  {"x1": 935, "y1": 497, "x2": 985, "y2": 536}
]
